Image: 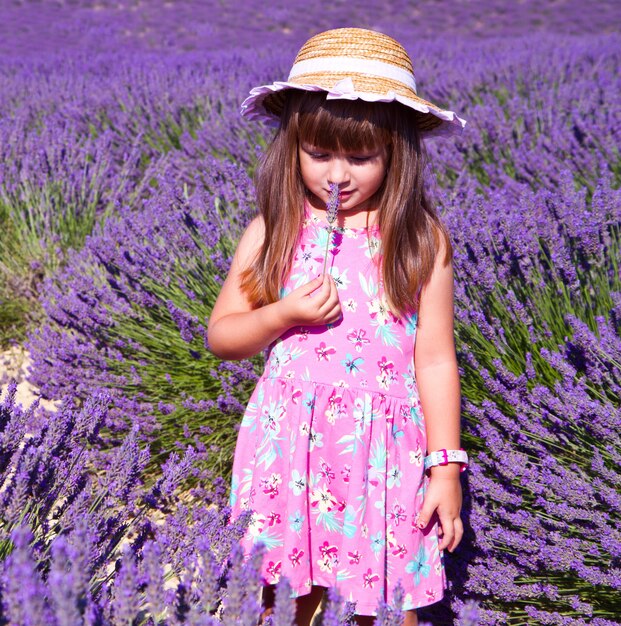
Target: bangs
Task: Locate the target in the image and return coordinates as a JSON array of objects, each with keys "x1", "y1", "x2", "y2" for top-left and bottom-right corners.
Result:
[{"x1": 292, "y1": 92, "x2": 393, "y2": 153}]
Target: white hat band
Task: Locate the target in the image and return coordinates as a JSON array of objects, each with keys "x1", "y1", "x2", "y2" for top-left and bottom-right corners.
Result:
[{"x1": 288, "y1": 56, "x2": 417, "y2": 93}]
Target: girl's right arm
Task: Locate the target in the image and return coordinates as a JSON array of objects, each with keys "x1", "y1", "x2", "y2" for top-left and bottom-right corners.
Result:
[{"x1": 208, "y1": 216, "x2": 341, "y2": 360}]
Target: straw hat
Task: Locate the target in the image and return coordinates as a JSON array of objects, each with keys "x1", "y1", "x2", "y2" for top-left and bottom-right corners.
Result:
[{"x1": 241, "y1": 27, "x2": 466, "y2": 137}]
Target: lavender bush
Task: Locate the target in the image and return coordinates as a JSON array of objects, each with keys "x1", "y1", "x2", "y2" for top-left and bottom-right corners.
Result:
[
  {"x1": 0, "y1": 381, "x2": 141, "y2": 558},
  {"x1": 0, "y1": 49, "x2": 264, "y2": 346},
  {"x1": 26, "y1": 166, "x2": 259, "y2": 477},
  {"x1": 419, "y1": 34, "x2": 621, "y2": 624},
  {"x1": 0, "y1": 381, "x2": 275, "y2": 624},
  {"x1": 434, "y1": 177, "x2": 621, "y2": 625}
]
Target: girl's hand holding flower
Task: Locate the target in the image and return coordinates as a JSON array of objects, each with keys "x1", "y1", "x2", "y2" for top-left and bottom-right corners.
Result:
[
  {"x1": 278, "y1": 274, "x2": 342, "y2": 327},
  {"x1": 278, "y1": 182, "x2": 342, "y2": 328}
]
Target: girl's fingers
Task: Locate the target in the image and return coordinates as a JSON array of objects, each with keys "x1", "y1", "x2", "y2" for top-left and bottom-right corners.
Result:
[
  {"x1": 437, "y1": 512, "x2": 463, "y2": 552},
  {"x1": 319, "y1": 277, "x2": 340, "y2": 313},
  {"x1": 316, "y1": 274, "x2": 333, "y2": 301},
  {"x1": 311, "y1": 274, "x2": 329, "y2": 294},
  {"x1": 328, "y1": 290, "x2": 342, "y2": 319},
  {"x1": 450, "y1": 516, "x2": 464, "y2": 552},
  {"x1": 326, "y1": 305, "x2": 342, "y2": 324},
  {"x1": 329, "y1": 277, "x2": 341, "y2": 307},
  {"x1": 438, "y1": 525, "x2": 453, "y2": 551},
  {"x1": 326, "y1": 274, "x2": 339, "y2": 301},
  {"x1": 293, "y1": 274, "x2": 339, "y2": 325},
  {"x1": 320, "y1": 298, "x2": 340, "y2": 321}
]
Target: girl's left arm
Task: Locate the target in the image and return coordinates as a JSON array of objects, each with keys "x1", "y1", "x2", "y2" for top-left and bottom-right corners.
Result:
[{"x1": 413, "y1": 237, "x2": 463, "y2": 552}]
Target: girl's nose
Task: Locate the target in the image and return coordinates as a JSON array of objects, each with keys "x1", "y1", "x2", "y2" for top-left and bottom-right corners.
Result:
[{"x1": 327, "y1": 157, "x2": 350, "y2": 185}]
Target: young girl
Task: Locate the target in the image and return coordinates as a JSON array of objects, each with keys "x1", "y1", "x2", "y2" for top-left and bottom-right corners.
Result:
[{"x1": 208, "y1": 27, "x2": 468, "y2": 626}]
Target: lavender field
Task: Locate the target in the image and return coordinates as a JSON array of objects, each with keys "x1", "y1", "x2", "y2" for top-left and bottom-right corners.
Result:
[{"x1": 0, "y1": 1, "x2": 620, "y2": 624}]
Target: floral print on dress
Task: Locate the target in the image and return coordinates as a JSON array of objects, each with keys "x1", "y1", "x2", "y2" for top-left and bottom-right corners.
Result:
[{"x1": 230, "y1": 209, "x2": 446, "y2": 615}]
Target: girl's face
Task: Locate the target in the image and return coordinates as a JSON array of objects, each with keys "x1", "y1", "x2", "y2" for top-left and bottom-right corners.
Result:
[{"x1": 298, "y1": 142, "x2": 388, "y2": 218}]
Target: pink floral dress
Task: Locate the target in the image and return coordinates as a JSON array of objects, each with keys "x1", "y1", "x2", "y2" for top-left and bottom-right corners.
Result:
[{"x1": 229, "y1": 210, "x2": 446, "y2": 614}]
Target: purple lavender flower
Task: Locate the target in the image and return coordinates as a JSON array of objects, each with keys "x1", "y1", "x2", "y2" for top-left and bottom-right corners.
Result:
[
  {"x1": 458, "y1": 599, "x2": 481, "y2": 626},
  {"x1": 271, "y1": 578, "x2": 296, "y2": 626},
  {"x1": 48, "y1": 535, "x2": 86, "y2": 624},
  {"x1": 374, "y1": 580, "x2": 405, "y2": 626},
  {"x1": 1, "y1": 527, "x2": 53, "y2": 625},
  {"x1": 222, "y1": 542, "x2": 263, "y2": 625},
  {"x1": 139, "y1": 541, "x2": 168, "y2": 620},
  {"x1": 322, "y1": 182, "x2": 341, "y2": 275},
  {"x1": 326, "y1": 182, "x2": 340, "y2": 224},
  {"x1": 110, "y1": 546, "x2": 141, "y2": 623},
  {"x1": 320, "y1": 586, "x2": 345, "y2": 626}
]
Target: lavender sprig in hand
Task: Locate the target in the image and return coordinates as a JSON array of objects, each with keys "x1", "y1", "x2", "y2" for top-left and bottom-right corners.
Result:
[{"x1": 322, "y1": 183, "x2": 340, "y2": 275}]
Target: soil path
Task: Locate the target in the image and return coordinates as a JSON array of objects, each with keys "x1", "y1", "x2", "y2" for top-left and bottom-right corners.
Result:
[{"x1": 0, "y1": 346, "x2": 60, "y2": 411}]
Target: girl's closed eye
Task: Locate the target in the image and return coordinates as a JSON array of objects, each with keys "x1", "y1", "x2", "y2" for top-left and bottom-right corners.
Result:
[
  {"x1": 346, "y1": 149, "x2": 388, "y2": 165},
  {"x1": 301, "y1": 145, "x2": 329, "y2": 160},
  {"x1": 349, "y1": 154, "x2": 376, "y2": 164},
  {"x1": 301, "y1": 144, "x2": 380, "y2": 164}
]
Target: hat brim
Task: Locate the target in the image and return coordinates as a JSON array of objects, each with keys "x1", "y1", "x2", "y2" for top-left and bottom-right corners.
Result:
[{"x1": 241, "y1": 80, "x2": 466, "y2": 138}]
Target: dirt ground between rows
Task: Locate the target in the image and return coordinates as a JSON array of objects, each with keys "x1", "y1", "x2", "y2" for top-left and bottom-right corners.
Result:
[{"x1": 0, "y1": 346, "x2": 60, "y2": 412}]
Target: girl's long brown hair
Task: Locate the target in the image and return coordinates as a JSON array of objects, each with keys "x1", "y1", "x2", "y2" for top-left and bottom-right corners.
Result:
[{"x1": 240, "y1": 91, "x2": 452, "y2": 318}]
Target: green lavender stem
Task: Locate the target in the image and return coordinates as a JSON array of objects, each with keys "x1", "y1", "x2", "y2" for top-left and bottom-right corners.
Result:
[{"x1": 321, "y1": 231, "x2": 332, "y2": 275}]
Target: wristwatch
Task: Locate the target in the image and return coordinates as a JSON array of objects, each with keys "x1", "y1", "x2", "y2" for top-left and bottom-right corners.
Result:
[{"x1": 424, "y1": 449, "x2": 469, "y2": 472}]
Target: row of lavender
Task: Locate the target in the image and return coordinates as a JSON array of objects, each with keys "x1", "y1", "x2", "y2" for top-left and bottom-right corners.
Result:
[
  {"x1": 0, "y1": 382, "x2": 298, "y2": 625},
  {"x1": 2, "y1": 0, "x2": 620, "y2": 58},
  {"x1": 0, "y1": 45, "x2": 267, "y2": 346},
  {"x1": 0, "y1": 22, "x2": 619, "y2": 626}
]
